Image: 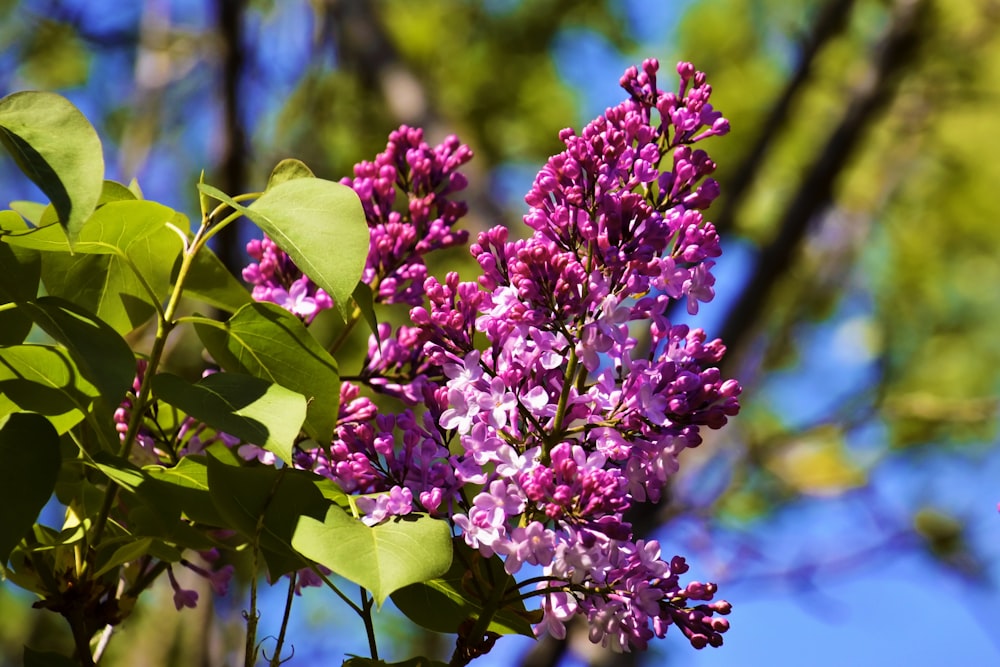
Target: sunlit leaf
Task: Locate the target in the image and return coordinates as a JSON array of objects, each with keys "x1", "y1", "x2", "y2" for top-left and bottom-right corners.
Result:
[
  {"x1": 293, "y1": 504, "x2": 453, "y2": 606},
  {"x1": 0, "y1": 91, "x2": 103, "y2": 242},
  {"x1": 199, "y1": 180, "x2": 368, "y2": 318},
  {"x1": 266, "y1": 158, "x2": 315, "y2": 190}
]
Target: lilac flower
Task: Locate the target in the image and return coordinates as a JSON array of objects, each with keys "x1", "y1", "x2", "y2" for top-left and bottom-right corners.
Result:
[
  {"x1": 237, "y1": 58, "x2": 740, "y2": 655},
  {"x1": 167, "y1": 566, "x2": 199, "y2": 611},
  {"x1": 356, "y1": 485, "x2": 414, "y2": 526}
]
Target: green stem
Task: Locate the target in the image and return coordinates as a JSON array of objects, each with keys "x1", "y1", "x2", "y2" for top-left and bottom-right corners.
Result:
[
  {"x1": 89, "y1": 205, "x2": 222, "y2": 550},
  {"x1": 244, "y1": 550, "x2": 260, "y2": 667},
  {"x1": 269, "y1": 572, "x2": 297, "y2": 667},
  {"x1": 360, "y1": 586, "x2": 379, "y2": 661},
  {"x1": 543, "y1": 346, "x2": 580, "y2": 465}
]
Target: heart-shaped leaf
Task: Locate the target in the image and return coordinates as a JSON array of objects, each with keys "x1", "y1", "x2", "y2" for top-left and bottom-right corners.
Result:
[{"x1": 293, "y1": 504, "x2": 453, "y2": 606}]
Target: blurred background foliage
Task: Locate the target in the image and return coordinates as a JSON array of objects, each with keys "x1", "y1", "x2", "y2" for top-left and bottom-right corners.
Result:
[{"x1": 1, "y1": 0, "x2": 998, "y2": 665}]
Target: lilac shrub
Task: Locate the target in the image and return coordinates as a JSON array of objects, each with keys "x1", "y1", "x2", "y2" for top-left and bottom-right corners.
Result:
[{"x1": 242, "y1": 59, "x2": 739, "y2": 653}]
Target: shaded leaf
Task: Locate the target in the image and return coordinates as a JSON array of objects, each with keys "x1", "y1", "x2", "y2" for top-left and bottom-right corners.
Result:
[
  {"x1": 178, "y1": 245, "x2": 253, "y2": 313},
  {"x1": 143, "y1": 455, "x2": 224, "y2": 526},
  {"x1": 152, "y1": 372, "x2": 307, "y2": 465},
  {"x1": 353, "y1": 282, "x2": 380, "y2": 343},
  {"x1": 93, "y1": 537, "x2": 154, "y2": 578},
  {"x1": 0, "y1": 413, "x2": 60, "y2": 564},
  {"x1": 0, "y1": 210, "x2": 39, "y2": 344},
  {"x1": 17, "y1": 297, "x2": 134, "y2": 410},
  {"x1": 195, "y1": 302, "x2": 340, "y2": 443},
  {"x1": 207, "y1": 455, "x2": 330, "y2": 578},
  {"x1": 23, "y1": 647, "x2": 78, "y2": 667},
  {"x1": 0, "y1": 345, "x2": 99, "y2": 434}
]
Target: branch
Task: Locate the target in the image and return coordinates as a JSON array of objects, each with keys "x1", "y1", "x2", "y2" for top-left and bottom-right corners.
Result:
[
  {"x1": 718, "y1": 0, "x2": 931, "y2": 368},
  {"x1": 213, "y1": 0, "x2": 250, "y2": 275},
  {"x1": 712, "y1": 0, "x2": 858, "y2": 237}
]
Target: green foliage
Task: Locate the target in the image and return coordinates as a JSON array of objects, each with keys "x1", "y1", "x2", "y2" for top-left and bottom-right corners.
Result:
[
  {"x1": 195, "y1": 302, "x2": 341, "y2": 444},
  {"x1": 0, "y1": 88, "x2": 451, "y2": 666},
  {"x1": 0, "y1": 91, "x2": 103, "y2": 242},
  {"x1": 391, "y1": 539, "x2": 537, "y2": 637},
  {"x1": 152, "y1": 372, "x2": 307, "y2": 465},
  {"x1": 0, "y1": 413, "x2": 60, "y2": 564},
  {"x1": 3, "y1": 200, "x2": 184, "y2": 333},
  {"x1": 293, "y1": 504, "x2": 453, "y2": 606}
]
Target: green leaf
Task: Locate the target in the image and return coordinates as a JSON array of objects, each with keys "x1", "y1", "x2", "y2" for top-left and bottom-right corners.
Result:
[
  {"x1": 206, "y1": 456, "x2": 330, "y2": 578},
  {"x1": 176, "y1": 245, "x2": 253, "y2": 313},
  {"x1": 352, "y1": 282, "x2": 381, "y2": 343},
  {"x1": 0, "y1": 345, "x2": 99, "y2": 434},
  {"x1": 0, "y1": 413, "x2": 60, "y2": 564},
  {"x1": 23, "y1": 646, "x2": 79, "y2": 667},
  {"x1": 143, "y1": 455, "x2": 225, "y2": 526},
  {"x1": 266, "y1": 158, "x2": 316, "y2": 190},
  {"x1": 0, "y1": 91, "x2": 103, "y2": 242},
  {"x1": 152, "y1": 372, "x2": 306, "y2": 465},
  {"x1": 199, "y1": 180, "x2": 369, "y2": 318},
  {"x1": 195, "y1": 302, "x2": 340, "y2": 443},
  {"x1": 17, "y1": 297, "x2": 134, "y2": 409},
  {"x1": 99, "y1": 180, "x2": 138, "y2": 205},
  {"x1": 391, "y1": 539, "x2": 536, "y2": 637},
  {"x1": 0, "y1": 211, "x2": 40, "y2": 344},
  {"x1": 7, "y1": 201, "x2": 46, "y2": 225},
  {"x1": 0, "y1": 211, "x2": 40, "y2": 299},
  {"x1": 19, "y1": 201, "x2": 183, "y2": 333},
  {"x1": 4, "y1": 200, "x2": 175, "y2": 254},
  {"x1": 93, "y1": 536, "x2": 154, "y2": 578},
  {"x1": 292, "y1": 504, "x2": 453, "y2": 606}
]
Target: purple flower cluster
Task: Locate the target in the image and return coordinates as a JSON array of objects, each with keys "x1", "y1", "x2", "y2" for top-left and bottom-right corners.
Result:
[
  {"x1": 243, "y1": 125, "x2": 472, "y2": 317},
  {"x1": 271, "y1": 59, "x2": 739, "y2": 652},
  {"x1": 235, "y1": 59, "x2": 739, "y2": 652}
]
